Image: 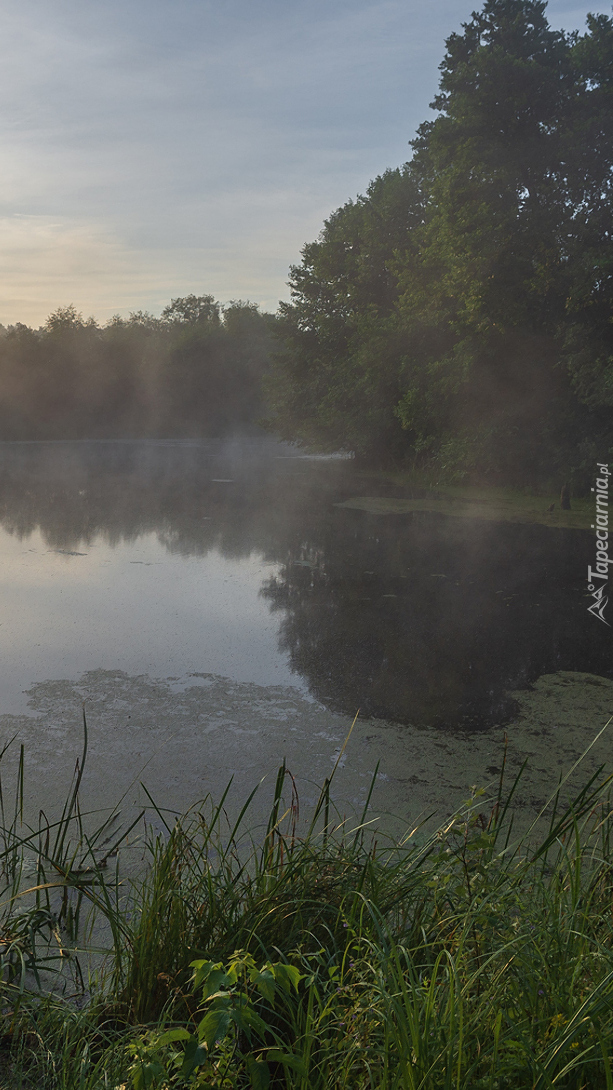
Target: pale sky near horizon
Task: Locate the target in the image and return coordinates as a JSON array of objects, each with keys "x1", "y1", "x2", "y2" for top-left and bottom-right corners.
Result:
[{"x1": 0, "y1": 0, "x2": 609, "y2": 327}]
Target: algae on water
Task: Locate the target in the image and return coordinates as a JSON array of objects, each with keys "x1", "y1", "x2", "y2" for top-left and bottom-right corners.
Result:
[{"x1": 335, "y1": 489, "x2": 592, "y2": 530}]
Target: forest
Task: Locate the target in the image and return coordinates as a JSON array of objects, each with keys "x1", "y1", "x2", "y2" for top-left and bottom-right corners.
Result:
[
  {"x1": 0, "y1": 296, "x2": 275, "y2": 439},
  {"x1": 266, "y1": 0, "x2": 613, "y2": 488}
]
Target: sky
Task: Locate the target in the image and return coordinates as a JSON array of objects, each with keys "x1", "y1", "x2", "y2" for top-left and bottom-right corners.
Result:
[{"x1": 0, "y1": 0, "x2": 609, "y2": 326}]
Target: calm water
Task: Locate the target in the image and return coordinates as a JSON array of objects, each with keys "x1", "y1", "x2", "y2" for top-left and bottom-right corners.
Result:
[{"x1": 0, "y1": 438, "x2": 609, "y2": 727}]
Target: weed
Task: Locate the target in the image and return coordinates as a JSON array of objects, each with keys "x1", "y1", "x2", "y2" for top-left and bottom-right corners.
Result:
[{"x1": 1, "y1": 723, "x2": 613, "y2": 1087}]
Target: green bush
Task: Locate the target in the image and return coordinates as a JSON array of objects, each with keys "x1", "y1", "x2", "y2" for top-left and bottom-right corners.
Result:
[{"x1": 2, "y1": 729, "x2": 613, "y2": 1088}]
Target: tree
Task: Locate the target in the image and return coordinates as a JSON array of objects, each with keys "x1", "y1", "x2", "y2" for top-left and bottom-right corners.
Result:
[
  {"x1": 265, "y1": 167, "x2": 424, "y2": 459},
  {"x1": 393, "y1": 0, "x2": 581, "y2": 480},
  {"x1": 558, "y1": 14, "x2": 613, "y2": 431},
  {"x1": 0, "y1": 296, "x2": 276, "y2": 440},
  {"x1": 268, "y1": 0, "x2": 613, "y2": 484},
  {"x1": 161, "y1": 294, "x2": 220, "y2": 327}
]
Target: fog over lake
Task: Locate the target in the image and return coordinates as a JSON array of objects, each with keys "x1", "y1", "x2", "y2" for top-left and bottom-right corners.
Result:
[
  {"x1": 0, "y1": 438, "x2": 608, "y2": 719},
  {"x1": 0, "y1": 438, "x2": 611, "y2": 827}
]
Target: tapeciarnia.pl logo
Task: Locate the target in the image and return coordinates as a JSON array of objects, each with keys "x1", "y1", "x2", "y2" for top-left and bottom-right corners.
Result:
[{"x1": 587, "y1": 462, "x2": 611, "y2": 626}]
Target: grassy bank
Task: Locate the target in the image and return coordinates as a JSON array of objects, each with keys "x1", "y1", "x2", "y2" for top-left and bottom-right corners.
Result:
[
  {"x1": 343, "y1": 471, "x2": 593, "y2": 530},
  {"x1": 1, "y1": 730, "x2": 613, "y2": 1088}
]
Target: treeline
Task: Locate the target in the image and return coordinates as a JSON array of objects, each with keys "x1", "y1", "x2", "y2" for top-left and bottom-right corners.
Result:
[
  {"x1": 0, "y1": 296, "x2": 276, "y2": 439},
  {"x1": 266, "y1": 0, "x2": 613, "y2": 487}
]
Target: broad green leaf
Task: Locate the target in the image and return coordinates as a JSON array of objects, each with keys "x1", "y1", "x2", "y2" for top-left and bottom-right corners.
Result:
[
  {"x1": 204, "y1": 992, "x2": 233, "y2": 1006},
  {"x1": 246, "y1": 1055, "x2": 271, "y2": 1090},
  {"x1": 180, "y1": 1038, "x2": 209, "y2": 1079},
  {"x1": 156, "y1": 1028, "x2": 192, "y2": 1046},
  {"x1": 130, "y1": 1059, "x2": 167, "y2": 1090},
  {"x1": 190, "y1": 959, "x2": 216, "y2": 987},
  {"x1": 266, "y1": 1048, "x2": 306, "y2": 1074},
  {"x1": 232, "y1": 951, "x2": 257, "y2": 976},
  {"x1": 272, "y1": 963, "x2": 303, "y2": 993},
  {"x1": 200, "y1": 968, "x2": 231, "y2": 999},
  {"x1": 233, "y1": 1005, "x2": 267, "y2": 1037},
  {"x1": 197, "y1": 1008, "x2": 232, "y2": 1050},
  {"x1": 254, "y1": 969, "x2": 276, "y2": 1002}
]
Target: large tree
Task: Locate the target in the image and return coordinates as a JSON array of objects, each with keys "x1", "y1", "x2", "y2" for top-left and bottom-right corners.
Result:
[
  {"x1": 267, "y1": 0, "x2": 613, "y2": 483},
  {"x1": 268, "y1": 168, "x2": 423, "y2": 460}
]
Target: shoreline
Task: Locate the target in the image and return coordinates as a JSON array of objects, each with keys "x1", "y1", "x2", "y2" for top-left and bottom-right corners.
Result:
[{"x1": 342, "y1": 473, "x2": 593, "y2": 530}]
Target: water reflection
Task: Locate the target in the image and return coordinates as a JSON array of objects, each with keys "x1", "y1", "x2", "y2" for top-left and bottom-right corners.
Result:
[
  {"x1": 261, "y1": 509, "x2": 609, "y2": 726},
  {"x1": 0, "y1": 440, "x2": 607, "y2": 728}
]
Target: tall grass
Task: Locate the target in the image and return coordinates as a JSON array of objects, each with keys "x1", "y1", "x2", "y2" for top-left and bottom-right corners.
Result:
[{"x1": 1, "y1": 726, "x2": 613, "y2": 1087}]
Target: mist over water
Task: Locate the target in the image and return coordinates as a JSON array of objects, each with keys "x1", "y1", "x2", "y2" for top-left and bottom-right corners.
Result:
[{"x1": 0, "y1": 438, "x2": 608, "y2": 727}]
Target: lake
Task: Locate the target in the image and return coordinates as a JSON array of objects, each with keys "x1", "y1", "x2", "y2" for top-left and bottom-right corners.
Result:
[{"x1": 0, "y1": 438, "x2": 611, "y2": 829}]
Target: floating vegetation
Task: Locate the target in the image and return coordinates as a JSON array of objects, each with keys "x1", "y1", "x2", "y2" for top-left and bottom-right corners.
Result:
[{"x1": 335, "y1": 490, "x2": 592, "y2": 530}]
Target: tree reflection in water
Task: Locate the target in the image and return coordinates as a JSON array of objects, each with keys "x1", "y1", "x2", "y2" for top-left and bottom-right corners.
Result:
[
  {"x1": 0, "y1": 439, "x2": 608, "y2": 729},
  {"x1": 260, "y1": 509, "x2": 610, "y2": 728}
]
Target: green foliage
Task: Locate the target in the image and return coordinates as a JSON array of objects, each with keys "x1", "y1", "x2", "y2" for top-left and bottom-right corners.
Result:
[
  {"x1": 0, "y1": 297, "x2": 277, "y2": 440},
  {"x1": 126, "y1": 953, "x2": 303, "y2": 1089},
  {"x1": 161, "y1": 295, "x2": 221, "y2": 327},
  {"x1": 2, "y1": 719, "x2": 610, "y2": 1085},
  {"x1": 3, "y1": 729, "x2": 613, "y2": 1086},
  {"x1": 267, "y1": 0, "x2": 613, "y2": 483},
  {"x1": 265, "y1": 167, "x2": 421, "y2": 460}
]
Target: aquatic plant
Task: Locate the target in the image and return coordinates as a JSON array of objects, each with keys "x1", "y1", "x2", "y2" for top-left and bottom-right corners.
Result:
[{"x1": 1, "y1": 726, "x2": 613, "y2": 1087}]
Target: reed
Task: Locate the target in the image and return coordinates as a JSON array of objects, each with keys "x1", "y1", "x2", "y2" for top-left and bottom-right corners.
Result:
[{"x1": 1, "y1": 727, "x2": 613, "y2": 1088}]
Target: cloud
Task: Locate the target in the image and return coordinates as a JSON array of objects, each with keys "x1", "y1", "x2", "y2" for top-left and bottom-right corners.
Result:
[{"x1": 0, "y1": 0, "x2": 607, "y2": 324}]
